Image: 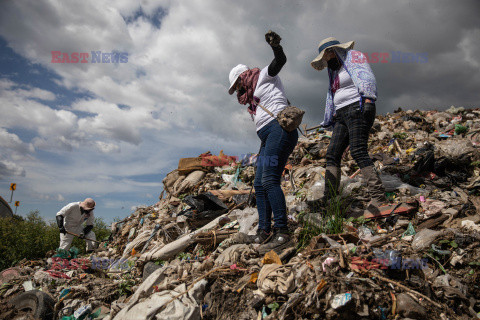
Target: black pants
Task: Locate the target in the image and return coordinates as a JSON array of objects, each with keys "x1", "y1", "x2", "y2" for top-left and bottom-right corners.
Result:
[{"x1": 326, "y1": 102, "x2": 376, "y2": 169}]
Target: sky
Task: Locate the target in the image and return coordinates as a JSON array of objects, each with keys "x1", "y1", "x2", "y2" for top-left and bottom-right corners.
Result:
[{"x1": 0, "y1": 0, "x2": 479, "y2": 223}]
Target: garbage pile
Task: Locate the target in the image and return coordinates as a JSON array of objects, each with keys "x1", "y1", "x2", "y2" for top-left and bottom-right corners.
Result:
[{"x1": 2, "y1": 106, "x2": 480, "y2": 320}]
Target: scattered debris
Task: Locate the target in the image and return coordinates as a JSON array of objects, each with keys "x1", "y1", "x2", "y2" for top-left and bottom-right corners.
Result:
[{"x1": 2, "y1": 108, "x2": 480, "y2": 319}]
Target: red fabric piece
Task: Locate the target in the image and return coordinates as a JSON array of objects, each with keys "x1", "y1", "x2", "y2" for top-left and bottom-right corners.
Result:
[
  {"x1": 236, "y1": 68, "x2": 260, "y2": 115},
  {"x1": 46, "y1": 270, "x2": 71, "y2": 279}
]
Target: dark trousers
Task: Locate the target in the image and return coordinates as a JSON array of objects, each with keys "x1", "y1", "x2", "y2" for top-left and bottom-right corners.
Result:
[
  {"x1": 326, "y1": 102, "x2": 376, "y2": 169},
  {"x1": 254, "y1": 120, "x2": 298, "y2": 232}
]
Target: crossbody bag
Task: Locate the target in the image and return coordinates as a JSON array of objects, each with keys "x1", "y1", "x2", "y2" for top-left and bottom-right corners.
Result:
[{"x1": 254, "y1": 101, "x2": 305, "y2": 132}]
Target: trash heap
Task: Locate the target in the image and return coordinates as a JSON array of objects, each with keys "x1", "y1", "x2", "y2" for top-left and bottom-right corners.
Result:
[{"x1": 2, "y1": 106, "x2": 480, "y2": 320}]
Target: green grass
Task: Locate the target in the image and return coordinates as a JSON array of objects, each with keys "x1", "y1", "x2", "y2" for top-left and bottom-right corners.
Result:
[
  {"x1": 296, "y1": 181, "x2": 349, "y2": 251},
  {"x1": 393, "y1": 132, "x2": 408, "y2": 140},
  {"x1": 296, "y1": 211, "x2": 321, "y2": 251}
]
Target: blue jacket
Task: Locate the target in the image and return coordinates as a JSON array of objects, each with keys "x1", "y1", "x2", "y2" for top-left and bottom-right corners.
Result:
[{"x1": 321, "y1": 49, "x2": 377, "y2": 127}]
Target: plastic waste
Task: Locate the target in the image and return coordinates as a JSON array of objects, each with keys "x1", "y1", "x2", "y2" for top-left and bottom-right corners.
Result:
[
  {"x1": 431, "y1": 244, "x2": 451, "y2": 256},
  {"x1": 322, "y1": 257, "x2": 337, "y2": 271},
  {"x1": 221, "y1": 174, "x2": 235, "y2": 184},
  {"x1": 357, "y1": 225, "x2": 374, "y2": 241},
  {"x1": 233, "y1": 207, "x2": 258, "y2": 235},
  {"x1": 455, "y1": 124, "x2": 467, "y2": 135},
  {"x1": 447, "y1": 105, "x2": 465, "y2": 114},
  {"x1": 22, "y1": 281, "x2": 34, "y2": 291},
  {"x1": 306, "y1": 180, "x2": 324, "y2": 201},
  {"x1": 379, "y1": 174, "x2": 426, "y2": 195},
  {"x1": 461, "y1": 220, "x2": 480, "y2": 232},
  {"x1": 302, "y1": 212, "x2": 324, "y2": 230},
  {"x1": 411, "y1": 229, "x2": 444, "y2": 251},
  {"x1": 59, "y1": 288, "x2": 71, "y2": 299},
  {"x1": 331, "y1": 293, "x2": 352, "y2": 309},
  {"x1": 341, "y1": 178, "x2": 362, "y2": 196},
  {"x1": 396, "y1": 293, "x2": 427, "y2": 318},
  {"x1": 373, "y1": 249, "x2": 402, "y2": 268},
  {"x1": 436, "y1": 139, "x2": 475, "y2": 163},
  {"x1": 321, "y1": 234, "x2": 342, "y2": 248},
  {"x1": 402, "y1": 223, "x2": 416, "y2": 238},
  {"x1": 74, "y1": 304, "x2": 92, "y2": 319},
  {"x1": 182, "y1": 193, "x2": 228, "y2": 228},
  {"x1": 53, "y1": 246, "x2": 79, "y2": 259}
]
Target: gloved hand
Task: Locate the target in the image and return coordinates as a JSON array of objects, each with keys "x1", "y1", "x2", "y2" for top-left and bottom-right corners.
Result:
[
  {"x1": 56, "y1": 215, "x2": 66, "y2": 234},
  {"x1": 83, "y1": 225, "x2": 93, "y2": 238},
  {"x1": 265, "y1": 30, "x2": 281, "y2": 47}
]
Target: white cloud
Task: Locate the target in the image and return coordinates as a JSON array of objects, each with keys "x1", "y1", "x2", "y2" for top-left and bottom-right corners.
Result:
[
  {"x1": 16, "y1": 87, "x2": 56, "y2": 101},
  {"x1": 35, "y1": 193, "x2": 65, "y2": 202},
  {"x1": 0, "y1": 158, "x2": 26, "y2": 179},
  {"x1": 0, "y1": 0, "x2": 479, "y2": 220},
  {"x1": 93, "y1": 141, "x2": 121, "y2": 154},
  {"x1": 0, "y1": 128, "x2": 34, "y2": 154},
  {"x1": 459, "y1": 28, "x2": 480, "y2": 68}
]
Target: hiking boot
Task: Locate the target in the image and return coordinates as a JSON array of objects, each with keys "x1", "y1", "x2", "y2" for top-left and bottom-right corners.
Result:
[
  {"x1": 360, "y1": 165, "x2": 387, "y2": 202},
  {"x1": 244, "y1": 229, "x2": 272, "y2": 244},
  {"x1": 361, "y1": 165, "x2": 393, "y2": 217},
  {"x1": 257, "y1": 228, "x2": 293, "y2": 256}
]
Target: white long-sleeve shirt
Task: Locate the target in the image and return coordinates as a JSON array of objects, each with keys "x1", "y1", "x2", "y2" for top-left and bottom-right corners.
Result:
[{"x1": 56, "y1": 202, "x2": 94, "y2": 230}]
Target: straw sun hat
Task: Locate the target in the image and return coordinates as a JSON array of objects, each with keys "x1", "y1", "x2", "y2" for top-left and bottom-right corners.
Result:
[{"x1": 311, "y1": 37, "x2": 354, "y2": 71}]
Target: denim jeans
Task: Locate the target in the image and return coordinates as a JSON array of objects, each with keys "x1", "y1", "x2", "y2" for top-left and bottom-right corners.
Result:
[
  {"x1": 326, "y1": 102, "x2": 376, "y2": 169},
  {"x1": 254, "y1": 119, "x2": 298, "y2": 232}
]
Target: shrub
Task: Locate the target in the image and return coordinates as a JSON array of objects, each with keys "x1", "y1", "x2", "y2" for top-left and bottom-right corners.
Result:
[{"x1": 0, "y1": 211, "x2": 111, "y2": 270}]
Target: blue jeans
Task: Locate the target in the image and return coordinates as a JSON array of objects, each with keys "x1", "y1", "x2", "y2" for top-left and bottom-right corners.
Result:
[{"x1": 254, "y1": 119, "x2": 298, "y2": 232}]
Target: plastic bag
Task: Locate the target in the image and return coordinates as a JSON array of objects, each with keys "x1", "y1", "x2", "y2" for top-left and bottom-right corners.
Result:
[
  {"x1": 436, "y1": 139, "x2": 475, "y2": 162},
  {"x1": 341, "y1": 178, "x2": 362, "y2": 196},
  {"x1": 411, "y1": 228, "x2": 444, "y2": 251},
  {"x1": 183, "y1": 193, "x2": 228, "y2": 228},
  {"x1": 232, "y1": 207, "x2": 258, "y2": 235},
  {"x1": 331, "y1": 293, "x2": 352, "y2": 309},
  {"x1": 54, "y1": 246, "x2": 79, "y2": 260},
  {"x1": 379, "y1": 174, "x2": 426, "y2": 195},
  {"x1": 306, "y1": 181, "x2": 324, "y2": 201}
]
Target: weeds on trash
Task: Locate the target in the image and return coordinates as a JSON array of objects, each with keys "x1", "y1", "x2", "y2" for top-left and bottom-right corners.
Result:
[
  {"x1": 296, "y1": 211, "x2": 321, "y2": 251},
  {"x1": 117, "y1": 280, "x2": 135, "y2": 296}
]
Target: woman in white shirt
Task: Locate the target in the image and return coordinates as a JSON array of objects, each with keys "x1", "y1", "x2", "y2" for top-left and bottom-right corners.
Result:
[
  {"x1": 311, "y1": 37, "x2": 390, "y2": 216},
  {"x1": 228, "y1": 31, "x2": 298, "y2": 254}
]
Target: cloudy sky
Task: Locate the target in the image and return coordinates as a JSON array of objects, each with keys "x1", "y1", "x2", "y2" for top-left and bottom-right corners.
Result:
[{"x1": 0, "y1": 0, "x2": 479, "y2": 223}]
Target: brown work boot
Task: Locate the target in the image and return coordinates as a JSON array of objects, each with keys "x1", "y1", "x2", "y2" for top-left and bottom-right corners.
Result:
[{"x1": 361, "y1": 165, "x2": 392, "y2": 217}]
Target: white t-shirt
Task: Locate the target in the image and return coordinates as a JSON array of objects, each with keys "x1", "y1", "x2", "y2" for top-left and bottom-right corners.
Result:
[
  {"x1": 333, "y1": 65, "x2": 361, "y2": 110},
  {"x1": 253, "y1": 66, "x2": 288, "y2": 131}
]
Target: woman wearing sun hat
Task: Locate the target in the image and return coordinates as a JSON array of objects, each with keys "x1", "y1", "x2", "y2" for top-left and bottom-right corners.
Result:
[
  {"x1": 311, "y1": 37, "x2": 389, "y2": 216},
  {"x1": 228, "y1": 31, "x2": 298, "y2": 254}
]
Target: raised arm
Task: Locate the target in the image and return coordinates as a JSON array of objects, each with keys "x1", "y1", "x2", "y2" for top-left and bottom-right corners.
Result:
[{"x1": 265, "y1": 30, "x2": 286, "y2": 77}]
